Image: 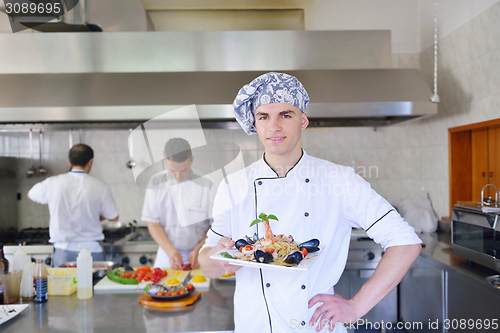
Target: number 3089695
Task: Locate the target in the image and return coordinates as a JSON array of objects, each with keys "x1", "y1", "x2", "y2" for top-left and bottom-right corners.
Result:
[{"x1": 4, "y1": 1, "x2": 63, "y2": 15}]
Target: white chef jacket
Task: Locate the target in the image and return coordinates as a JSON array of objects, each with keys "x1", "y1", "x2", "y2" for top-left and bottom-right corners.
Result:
[
  {"x1": 141, "y1": 169, "x2": 215, "y2": 267},
  {"x1": 28, "y1": 170, "x2": 119, "y2": 252},
  {"x1": 203, "y1": 151, "x2": 421, "y2": 333}
]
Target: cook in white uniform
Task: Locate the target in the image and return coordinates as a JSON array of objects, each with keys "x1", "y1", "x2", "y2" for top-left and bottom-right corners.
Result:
[
  {"x1": 142, "y1": 138, "x2": 215, "y2": 269},
  {"x1": 199, "y1": 73, "x2": 422, "y2": 332},
  {"x1": 28, "y1": 144, "x2": 119, "y2": 267}
]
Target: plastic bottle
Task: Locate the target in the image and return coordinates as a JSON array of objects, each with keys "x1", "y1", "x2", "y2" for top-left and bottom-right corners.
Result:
[
  {"x1": 13, "y1": 245, "x2": 28, "y2": 273},
  {"x1": 77, "y1": 249, "x2": 93, "y2": 300},
  {"x1": 21, "y1": 262, "x2": 36, "y2": 301},
  {"x1": 34, "y1": 259, "x2": 48, "y2": 303}
]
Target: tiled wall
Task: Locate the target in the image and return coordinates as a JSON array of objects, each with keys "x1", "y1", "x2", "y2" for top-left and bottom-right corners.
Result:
[
  {"x1": 340, "y1": 2, "x2": 500, "y2": 219},
  {"x1": 2, "y1": 3, "x2": 499, "y2": 230},
  {"x1": 316, "y1": 2, "x2": 500, "y2": 219},
  {"x1": 411, "y1": 2, "x2": 500, "y2": 218}
]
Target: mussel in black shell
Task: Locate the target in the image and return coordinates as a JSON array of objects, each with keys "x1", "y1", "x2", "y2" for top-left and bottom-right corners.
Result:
[
  {"x1": 298, "y1": 238, "x2": 320, "y2": 253},
  {"x1": 245, "y1": 232, "x2": 258, "y2": 245},
  {"x1": 254, "y1": 250, "x2": 273, "y2": 264},
  {"x1": 284, "y1": 251, "x2": 303, "y2": 265},
  {"x1": 235, "y1": 238, "x2": 251, "y2": 251}
]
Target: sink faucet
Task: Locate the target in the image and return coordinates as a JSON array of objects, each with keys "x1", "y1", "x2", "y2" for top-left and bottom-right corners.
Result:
[{"x1": 481, "y1": 184, "x2": 499, "y2": 206}]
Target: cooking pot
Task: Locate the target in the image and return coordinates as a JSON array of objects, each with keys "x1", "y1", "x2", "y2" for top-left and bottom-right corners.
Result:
[{"x1": 102, "y1": 221, "x2": 126, "y2": 231}]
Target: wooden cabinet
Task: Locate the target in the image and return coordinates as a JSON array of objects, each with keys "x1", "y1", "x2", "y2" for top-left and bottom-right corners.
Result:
[
  {"x1": 471, "y1": 126, "x2": 500, "y2": 201},
  {"x1": 488, "y1": 126, "x2": 500, "y2": 192},
  {"x1": 449, "y1": 119, "x2": 500, "y2": 214},
  {"x1": 471, "y1": 129, "x2": 489, "y2": 201}
]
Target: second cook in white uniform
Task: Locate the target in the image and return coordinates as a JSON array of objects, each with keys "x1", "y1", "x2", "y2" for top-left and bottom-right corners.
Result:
[{"x1": 142, "y1": 138, "x2": 216, "y2": 269}]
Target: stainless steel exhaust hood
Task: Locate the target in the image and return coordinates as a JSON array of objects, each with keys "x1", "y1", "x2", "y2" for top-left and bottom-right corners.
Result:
[{"x1": 0, "y1": 30, "x2": 437, "y2": 128}]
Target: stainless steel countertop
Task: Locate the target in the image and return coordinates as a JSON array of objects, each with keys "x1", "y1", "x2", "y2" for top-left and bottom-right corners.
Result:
[
  {"x1": 4, "y1": 231, "x2": 499, "y2": 332},
  {"x1": 418, "y1": 231, "x2": 500, "y2": 294},
  {"x1": 1, "y1": 279, "x2": 235, "y2": 333}
]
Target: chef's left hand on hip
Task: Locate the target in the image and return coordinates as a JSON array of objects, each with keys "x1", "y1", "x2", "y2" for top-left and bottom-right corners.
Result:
[{"x1": 308, "y1": 294, "x2": 360, "y2": 332}]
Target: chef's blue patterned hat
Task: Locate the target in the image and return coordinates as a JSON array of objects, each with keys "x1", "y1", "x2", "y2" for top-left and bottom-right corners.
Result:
[{"x1": 232, "y1": 72, "x2": 310, "y2": 135}]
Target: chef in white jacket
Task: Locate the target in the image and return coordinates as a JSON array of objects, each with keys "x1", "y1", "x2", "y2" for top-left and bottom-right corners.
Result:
[
  {"x1": 142, "y1": 138, "x2": 215, "y2": 269},
  {"x1": 28, "y1": 144, "x2": 119, "y2": 267},
  {"x1": 199, "y1": 72, "x2": 422, "y2": 332}
]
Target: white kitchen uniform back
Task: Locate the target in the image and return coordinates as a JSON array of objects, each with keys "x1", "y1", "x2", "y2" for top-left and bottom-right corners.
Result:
[
  {"x1": 203, "y1": 151, "x2": 421, "y2": 332},
  {"x1": 28, "y1": 170, "x2": 119, "y2": 252},
  {"x1": 142, "y1": 170, "x2": 215, "y2": 267}
]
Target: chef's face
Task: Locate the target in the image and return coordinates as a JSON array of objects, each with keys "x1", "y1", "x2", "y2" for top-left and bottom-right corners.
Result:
[
  {"x1": 164, "y1": 156, "x2": 194, "y2": 183},
  {"x1": 254, "y1": 103, "x2": 309, "y2": 158}
]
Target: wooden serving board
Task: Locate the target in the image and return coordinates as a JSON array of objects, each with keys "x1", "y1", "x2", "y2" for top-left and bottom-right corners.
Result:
[{"x1": 139, "y1": 291, "x2": 201, "y2": 308}]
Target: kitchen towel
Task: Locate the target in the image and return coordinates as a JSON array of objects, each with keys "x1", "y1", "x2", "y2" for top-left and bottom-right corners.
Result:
[{"x1": 396, "y1": 192, "x2": 438, "y2": 233}]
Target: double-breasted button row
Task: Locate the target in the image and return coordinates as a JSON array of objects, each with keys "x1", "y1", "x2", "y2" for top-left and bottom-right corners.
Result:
[{"x1": 304, "y1": 179, "x2": 310, "y2": 217}]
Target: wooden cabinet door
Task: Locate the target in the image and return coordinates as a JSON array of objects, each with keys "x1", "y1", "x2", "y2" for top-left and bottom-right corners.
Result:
[
  {"x1": 471, "y1": 129, "x2": 489, "y2": 202},
  {"x1": 449, "y1": 119, "x2": 500, "y2": 215},
  {"x1": 488, "y1": 126, "x2": 500, "y2": 193}
]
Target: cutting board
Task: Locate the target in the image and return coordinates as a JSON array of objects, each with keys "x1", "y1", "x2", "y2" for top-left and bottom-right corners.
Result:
[
  {"x1": 94, "y1": 268, "x2": 210, "y2": 291},
  {"x1": 138, "y1": 291, "x2": 201, "y2": 308}
]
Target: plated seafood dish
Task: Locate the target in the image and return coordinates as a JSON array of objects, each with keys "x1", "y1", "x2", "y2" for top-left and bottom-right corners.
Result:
[
  {"x1": 144, "y1": 283, "x2": 195, "y2": 301},
  {"x1": 220, "y1": 213, "x2": 321, "y2": 267}
]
